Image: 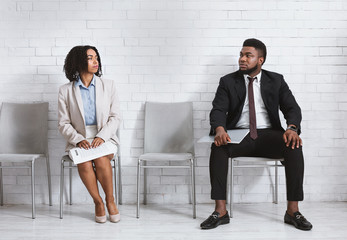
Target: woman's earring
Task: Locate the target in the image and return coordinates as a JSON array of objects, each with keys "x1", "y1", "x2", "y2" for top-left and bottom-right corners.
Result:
[{"x1": 73, "y1": 71, "x2": 79, "y2": 79}]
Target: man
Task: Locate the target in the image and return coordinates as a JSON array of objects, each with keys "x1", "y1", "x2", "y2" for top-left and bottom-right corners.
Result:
[{"x1": 200, "y1": 38, "x2": 312, "y2": 231}]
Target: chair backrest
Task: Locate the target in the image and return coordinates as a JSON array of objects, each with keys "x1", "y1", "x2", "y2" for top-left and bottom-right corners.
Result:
[
  {"x1": 144, "y1": 102, "x2": 194, "y2": 154},
  {"x1": 0, "y1": 102, "x2": 49, "y2": 155}
]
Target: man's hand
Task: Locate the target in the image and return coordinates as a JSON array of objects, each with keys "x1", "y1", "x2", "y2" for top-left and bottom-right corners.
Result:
[
  {"x1": 77, "y1": 140, "x2": 91, "y2": 150},
  {"x1": 91, "y1": 137, "x2": 105, "y2": 148},
  {"x1": 214, "y1": 126, "x2": 231, "y2": 146},
  {"x1": 283, "y1": 130, "x2": 302, "y2": 149}
]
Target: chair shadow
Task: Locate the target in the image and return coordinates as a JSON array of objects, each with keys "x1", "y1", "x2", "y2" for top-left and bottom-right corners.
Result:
[{"x1": 60, "y1": 204, "x2": 94, "y2": 221}]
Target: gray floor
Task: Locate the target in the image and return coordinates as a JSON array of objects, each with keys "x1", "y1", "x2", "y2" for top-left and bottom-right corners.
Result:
[{"x1": 0, "y1": 202, "x2": 346, "y2": 240}]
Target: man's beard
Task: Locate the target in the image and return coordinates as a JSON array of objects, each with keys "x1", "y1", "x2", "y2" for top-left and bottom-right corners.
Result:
[{"x1": 239, "y1": 64, "x2": 259, "y2": 75}]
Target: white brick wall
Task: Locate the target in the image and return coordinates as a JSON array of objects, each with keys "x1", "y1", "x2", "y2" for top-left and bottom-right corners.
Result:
[{"x1": 1, "y1": 0, "x2": 347, "y2": 205}]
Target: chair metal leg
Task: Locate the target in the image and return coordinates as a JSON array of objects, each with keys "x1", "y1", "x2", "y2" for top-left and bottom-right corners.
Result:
[
  {"x1": 60, "y1": 159, "x2": 65, "y2": 219},
  {"x1": 46, "y1": 156, "x2": 52, "y2": 206},
  {"x1": 190, "y1": 158, "x2": 196, "y2": 219},
  {"x1": 31, "y1": 161, "x2": 36, "y2": 219},
  {"x1": 143, "y1": 161, "x2": 147, "y2": 205},
  {"x1": 113, "y1": 158, "x2": 118, "y2": 206},
  {"x1": 136, "y1": 159, "x2": 141, "y2": 218},
  {"x1": 0, "y1": 163, "x2": 3, "y2": 206},
  {"x1": 117, "y1": 155, "x2": 122, "y2": 205},
  {"x1": 226, "y1": 159, "x2": 230, "y2": 205},
  {"x1": 69, "y1": 161, "x2": 72, "y2": 205},
  {"x1": 275, "y1": 160, "x2": 278, "y2": 204},
  {"x1": 230, "y1": 158, "x2": 234, "y2": 218}
]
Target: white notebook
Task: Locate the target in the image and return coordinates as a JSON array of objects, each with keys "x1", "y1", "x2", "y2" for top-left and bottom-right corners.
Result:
[
  {"x1": 197, "y1": 129, "x2": 249, "y2": 144},
  {"x1": 69, "y1": 142, "x2": 118, "y2": 164}
]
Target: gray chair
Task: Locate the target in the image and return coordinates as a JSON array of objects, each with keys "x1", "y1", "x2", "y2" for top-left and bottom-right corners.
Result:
[
  {"x1": 0, "y1": 102, "x2": 52, "y2": 219},
  {"x1": 229, "y1": 157, "x2": 284, "y2": 217},
  {"x1": 136, "y1": 102, "x2": 196, "y2": 218},
  {"x1": 59, "y1": 134, "x2": 122, "y2": 219}
]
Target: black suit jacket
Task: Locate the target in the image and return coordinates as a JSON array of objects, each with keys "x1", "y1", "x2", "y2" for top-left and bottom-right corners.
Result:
[{"x1": 210, "y1": 69, "x2": 302, "y2": 135}]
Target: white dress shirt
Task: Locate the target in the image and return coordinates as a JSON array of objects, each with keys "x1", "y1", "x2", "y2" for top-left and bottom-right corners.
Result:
[{"x1": 235, "y1": 71, "x2": 272, "y2": 129}]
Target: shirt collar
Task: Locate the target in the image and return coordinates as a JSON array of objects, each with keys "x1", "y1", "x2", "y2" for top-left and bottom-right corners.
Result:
[
  {"x1": 244, "y1": 70, "x2": 262, "y2": 83},
  {"x1": 75, "y1": 74, "x2": 96, "y2": 88}
]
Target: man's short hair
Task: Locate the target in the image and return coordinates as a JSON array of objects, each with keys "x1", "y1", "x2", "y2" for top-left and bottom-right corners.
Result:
[{"x1": 243, "y1": 38, "x2": 267, "y2": 64}]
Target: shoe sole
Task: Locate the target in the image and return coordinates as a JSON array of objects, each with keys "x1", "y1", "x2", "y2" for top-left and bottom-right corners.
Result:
[
  {"x1": 201, "y1": 218, "x2": 230, "y2": 230},
  {"x1": 284, "y1": 219, "x2": 312, "y2": 231}
]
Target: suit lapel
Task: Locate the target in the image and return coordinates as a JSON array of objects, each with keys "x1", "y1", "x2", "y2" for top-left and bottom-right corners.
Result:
[
  {"x1": 72, "y1": 83, "x2": 86, "y2": 125},
  {"x1": 260, "y1": 71, "x2": 272, "y2": 108},
  {"x1": 234, "y1": 72, "x2": 246, "y2": 102}
]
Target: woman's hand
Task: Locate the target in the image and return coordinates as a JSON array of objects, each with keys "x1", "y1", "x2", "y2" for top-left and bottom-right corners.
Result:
[
  {"x1": 77, "y1": 140, "x2": 91, "y2": 150},
  {"x1": 91, "y1": 137, "x2": 105, "y2": 148}
]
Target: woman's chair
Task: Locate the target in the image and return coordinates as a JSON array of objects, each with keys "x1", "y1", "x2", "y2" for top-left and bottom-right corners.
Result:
[
  {"x1": 136, "y1": 102, "x2": 196, "y2": 219},
  {"x1": 59, "y1": 138, "x2": 122, "y2": 219},
  {"x1": 0, "y1": 102, "x2": 52, "y2": 219}
]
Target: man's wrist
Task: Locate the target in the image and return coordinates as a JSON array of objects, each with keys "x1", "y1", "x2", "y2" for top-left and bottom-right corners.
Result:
[
  {"x1": 215, "y1": 126, "x2": 226, "y2": 133},
  {"x1": 286, "y1": 125, "x2": 298, "y2": 133}
]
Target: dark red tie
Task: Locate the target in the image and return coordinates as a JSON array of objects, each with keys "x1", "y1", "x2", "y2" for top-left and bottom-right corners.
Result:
[{"x1": 248, "y1": 77, "x2": 257, "y2": 140}]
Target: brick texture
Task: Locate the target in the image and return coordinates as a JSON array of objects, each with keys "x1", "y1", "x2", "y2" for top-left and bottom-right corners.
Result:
[{"x1": 0, "y1": 0, "x2": 346, "y2": 204}]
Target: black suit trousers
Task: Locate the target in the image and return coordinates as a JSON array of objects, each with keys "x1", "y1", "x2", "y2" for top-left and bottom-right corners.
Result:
[{"x1": 209, "y1": 129, "x2": 304, "y2": 201}]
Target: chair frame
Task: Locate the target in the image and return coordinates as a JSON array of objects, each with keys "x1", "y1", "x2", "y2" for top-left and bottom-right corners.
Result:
[
  {"x1": 136, "y1": 157, "x2": 196, "y2": 218},
  {"x1": 59, "y1": 148, "x2": 122, "y2": 219},
  {"x1": 0, "y1": 156, "x2": 52, "y2": 219},
  {"x1": 136, "y1": 101, "x2": 196, "y2": 219},
  {"x1": 228, "y1": 157, "x2": 284, "y2": 218},
  {"x1": 0, "y1": 102, "x2": 52, "y2": 219}
]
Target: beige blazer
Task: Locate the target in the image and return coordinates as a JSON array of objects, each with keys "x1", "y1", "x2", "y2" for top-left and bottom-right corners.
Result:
[{"x1": 58, "y1": 77, "x2": 121, "y2": 151}]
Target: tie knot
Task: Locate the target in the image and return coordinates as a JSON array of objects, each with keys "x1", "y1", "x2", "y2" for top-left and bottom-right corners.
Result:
[{"x1": 248, "y1": 77, "x2": 256, "y2": 83}]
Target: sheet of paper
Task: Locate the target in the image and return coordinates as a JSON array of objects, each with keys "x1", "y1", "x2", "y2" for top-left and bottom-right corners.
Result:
[{"x1": 69, "y1": 142, "x2": 117, "y2": 164}]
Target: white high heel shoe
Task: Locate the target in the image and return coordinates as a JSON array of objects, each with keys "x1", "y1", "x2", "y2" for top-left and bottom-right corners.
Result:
[
  {"x1": 109, "y1": 213, "x2": 121, "y2": 223},
  {"x1": 106, "y1": 201, "x2": 120, "y2": 223},
  {"x1": 95, "y1": 215, "x2": 107, "y2": 223},
  {"x1": 95, "y1": 203, "x2": 106, "y2": 223}
]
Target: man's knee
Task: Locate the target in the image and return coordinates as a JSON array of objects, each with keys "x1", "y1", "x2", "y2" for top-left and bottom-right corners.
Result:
[
  {"x1": 284, "y1": 145, "x2": 303, "y2": 155},
  {"x1": 210, "y1": 143, "x2": 230, "y2": 157},
  {"x1": 282, "y1": 145, "x2": 304, "y2": 166}
]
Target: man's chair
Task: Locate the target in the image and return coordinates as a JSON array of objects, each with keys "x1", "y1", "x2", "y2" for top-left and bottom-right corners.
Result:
[
  {"x1": 59, "y1": 137, "x2": 122, "y2": 219},
  {"x1": 136, "y1": 102, "x2": 196, "y2": 219},
  {"x1": 228, "y1": 157, "x2": 284, "y2": 217},
  {"x1": 0, "y1": 102, "x2": 52, "y2": 219}
]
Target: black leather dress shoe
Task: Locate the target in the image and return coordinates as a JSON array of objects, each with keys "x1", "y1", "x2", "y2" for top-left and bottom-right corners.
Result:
[
  {"x1": 284, "y1": 211, "x2": 313, "y2": 231},
  {"x1": 200, "y1": 211, "x2": 230, "y2": 230}
]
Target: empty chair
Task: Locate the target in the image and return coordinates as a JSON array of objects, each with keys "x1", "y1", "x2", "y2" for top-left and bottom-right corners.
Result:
[
  {"x1": 136, "y1": 102, "x2": 196, "y2": 218},
  {"x1": 228, "y1": 157, "x2": 284, "y2": 217},
  {"x1": 0, "y1": 102, "x2": 52, "y2": 219}
]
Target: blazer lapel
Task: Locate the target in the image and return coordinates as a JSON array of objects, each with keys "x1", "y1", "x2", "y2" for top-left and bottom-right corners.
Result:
[
  {"x1": 72, "y1": 83, "x2": 86, "y2": 125},
  {"x1": 95, "y1": 77, "x2": 103, "y2": 131}
]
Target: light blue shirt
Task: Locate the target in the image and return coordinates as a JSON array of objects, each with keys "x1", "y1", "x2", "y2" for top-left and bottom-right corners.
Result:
[{"x1": 75, "y1": 75, "x2": 97, "y2": 125}]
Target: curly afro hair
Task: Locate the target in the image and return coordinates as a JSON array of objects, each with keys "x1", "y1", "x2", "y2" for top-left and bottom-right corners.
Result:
[{"x1": 63, "y1": 45, "x2": 102, "y2": 82}]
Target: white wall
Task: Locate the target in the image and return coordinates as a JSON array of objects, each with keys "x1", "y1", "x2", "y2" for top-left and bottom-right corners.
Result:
[{"x1": 0, "y1": 0, "x2": 346, "y2": 204}]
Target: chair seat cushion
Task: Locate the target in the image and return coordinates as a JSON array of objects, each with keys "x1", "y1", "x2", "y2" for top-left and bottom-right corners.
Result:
[
  {"x1": 139, "y1": 153, "x2": 193, "y2": 161},
  {"x1": 61, "y1": 155, "x2": 72, "y2": 162},
  {"x1": 0, "y1": 154, "x2": 43, "y2": 163}
]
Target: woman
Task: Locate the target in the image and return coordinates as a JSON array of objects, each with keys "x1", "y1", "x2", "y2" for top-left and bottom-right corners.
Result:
[{"x1": 58, "y1": 45, "x2": 121, "y2": 223}]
